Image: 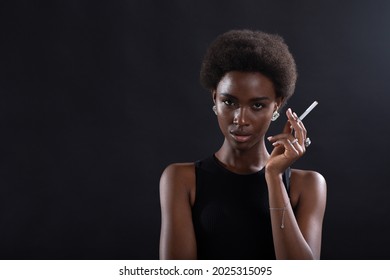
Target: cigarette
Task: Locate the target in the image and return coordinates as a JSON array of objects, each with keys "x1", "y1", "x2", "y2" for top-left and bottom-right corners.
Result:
[{"x1": 298, "y1": 101, "x2": 318, "y2": 121}]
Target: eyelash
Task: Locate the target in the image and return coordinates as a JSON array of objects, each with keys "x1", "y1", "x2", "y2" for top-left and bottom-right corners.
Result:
[
  {"x1": 253, "y1": 103, "x2": 264, "y2": 110},
  {"x1": 223, "y1": 99, "x2": 236, "y2": 107},
  {"x1": 222, "y1": 99, "x2": 265, "y2": 110}
]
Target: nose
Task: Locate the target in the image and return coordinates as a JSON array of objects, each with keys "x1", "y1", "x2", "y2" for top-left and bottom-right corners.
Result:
[{"x1": 233, "y1": 107, "x2": 249, "y2": 126}]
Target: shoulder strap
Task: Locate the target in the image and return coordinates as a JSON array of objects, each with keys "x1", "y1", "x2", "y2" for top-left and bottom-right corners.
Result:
[{"x1": 283, "y1": 167, "x2": 291, "y2": 194}]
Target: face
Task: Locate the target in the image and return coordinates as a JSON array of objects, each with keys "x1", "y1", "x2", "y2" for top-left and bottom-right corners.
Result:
[{"x1": 213, "y1": 71, "x2": 281, "y2": 150}]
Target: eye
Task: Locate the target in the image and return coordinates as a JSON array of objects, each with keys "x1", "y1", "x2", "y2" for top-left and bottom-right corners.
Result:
[
  {"x1": 223, "y1": 99, "x2": 235, "y2": 106},
  {"x1": 253, "y1": 103, "x2": 264, "y2": 110}
]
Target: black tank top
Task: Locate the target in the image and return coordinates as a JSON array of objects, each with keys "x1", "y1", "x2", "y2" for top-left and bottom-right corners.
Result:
[{"x1": 192, "y1": 155, "x2": 290, "y2": 260}]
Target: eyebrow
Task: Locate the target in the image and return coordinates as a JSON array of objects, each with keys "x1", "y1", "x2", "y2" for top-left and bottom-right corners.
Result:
[{"x1": 220, "y1": 93, "x2": 271, "y2": 102}]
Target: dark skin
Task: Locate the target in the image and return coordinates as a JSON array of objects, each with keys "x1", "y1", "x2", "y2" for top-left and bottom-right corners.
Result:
[{"x1": 159, "y1": 71, "x2": 327, "y2": 259}]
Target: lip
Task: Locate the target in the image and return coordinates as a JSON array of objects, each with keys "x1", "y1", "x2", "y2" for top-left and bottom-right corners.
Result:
[{"x1": 230, "y1": 131, "x2": 252, "y2": 143}]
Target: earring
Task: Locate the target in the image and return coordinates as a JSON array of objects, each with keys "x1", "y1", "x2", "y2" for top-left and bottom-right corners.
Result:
[
  {"x1": 271, "y1": 110, "x2": 280, "y2": 121},
  {"x1": 212, "y1": 105, "x2": 217, "y2": 115}
]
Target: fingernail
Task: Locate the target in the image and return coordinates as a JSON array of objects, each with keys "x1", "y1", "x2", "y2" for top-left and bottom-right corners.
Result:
[{"x1": 267, "y1": 136, "x2": 273, "y2": 141}]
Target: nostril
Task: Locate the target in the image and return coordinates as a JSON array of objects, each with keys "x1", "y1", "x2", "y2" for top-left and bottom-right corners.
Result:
[{"x1": 234, "y1": 108, "x2": 249, "y2": 126}]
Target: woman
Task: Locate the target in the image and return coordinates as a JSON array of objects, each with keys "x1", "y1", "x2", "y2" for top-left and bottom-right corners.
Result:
[{"x1": 159, "y1": 30, "x2": 327, "y2": 260}]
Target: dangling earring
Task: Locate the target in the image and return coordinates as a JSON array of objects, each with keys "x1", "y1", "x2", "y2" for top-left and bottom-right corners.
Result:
[
  {"x1": 271, "y1": 110, "x2": 280, "y2": 121},
  {"x1": 212, "y1": 105, "x2": 217, "y2": 115}
]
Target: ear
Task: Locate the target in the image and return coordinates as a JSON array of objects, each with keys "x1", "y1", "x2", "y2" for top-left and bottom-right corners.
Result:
[
  {"x1": 275, "y1": 97, "x2": 284, "y2": 110},
  {"x1": 212, "y1": 90, "x2": 217, "y2": 104}
]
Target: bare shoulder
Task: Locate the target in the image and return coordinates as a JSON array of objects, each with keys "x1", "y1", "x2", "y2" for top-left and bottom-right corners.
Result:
[
  {"x1": 160, "y1": 163, "x2": 196, "y2": 202},
  {"x1": 289, "y1": 169, "x2": 327, "y2": 207},
  {"x1": 160, "y1": 163, "x2": 196, "y2": 187},
  {"x1": 159, "y1": 163, "x2": 197, "y2": 259},
  {"x1": 290, "y1": 169, "x2": 326, "y2": 189}
]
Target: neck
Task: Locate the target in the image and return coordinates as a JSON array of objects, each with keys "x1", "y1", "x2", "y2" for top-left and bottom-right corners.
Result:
[{"x1": 215, "y1": 138, "x2": 269, "y2": 174}]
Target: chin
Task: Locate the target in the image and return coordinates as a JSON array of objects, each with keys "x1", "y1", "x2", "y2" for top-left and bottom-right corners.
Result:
[{"x1": 229, "y1": 139, "x2": 257, "y2": 151}]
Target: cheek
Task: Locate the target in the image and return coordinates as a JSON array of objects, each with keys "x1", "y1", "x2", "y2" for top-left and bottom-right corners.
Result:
[
  {"x1": 250, "y1": 113, "x2": 273, "y2": 133},
  {"x1": 216, "y1": 107, "x2": 233, "y2": 121},
  {"x1": 216, "y1": 114, "x2": 231, "y2": 131},
  {"x1": 215, "y1": 113, "x2": 234, "y2": 137},
  {"x1": 257, "y1": 116, "x2": 273, "y2": 134}
]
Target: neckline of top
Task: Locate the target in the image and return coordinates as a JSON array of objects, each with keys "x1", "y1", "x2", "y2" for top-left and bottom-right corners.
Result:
[{"x1": 212, "y1": 154, "x2": 265, "y2": 176}]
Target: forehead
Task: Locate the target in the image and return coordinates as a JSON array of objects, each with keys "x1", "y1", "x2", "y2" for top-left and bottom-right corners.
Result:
[{"x1": 216, "y1": 71, "x2": 276, "y2": 98}]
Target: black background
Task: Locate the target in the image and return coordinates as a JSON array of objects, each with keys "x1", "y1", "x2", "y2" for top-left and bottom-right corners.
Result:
[{"x1": 1, "y1": 0, "x2": 390, "y2": 259}]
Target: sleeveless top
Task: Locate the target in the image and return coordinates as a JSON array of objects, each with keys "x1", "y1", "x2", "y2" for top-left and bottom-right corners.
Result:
[{"x1": 192, "y1": 154, "x2": 290, "y2": 260}]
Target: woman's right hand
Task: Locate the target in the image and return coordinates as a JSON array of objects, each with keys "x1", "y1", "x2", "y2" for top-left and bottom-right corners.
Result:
[{"x1": 266, "y1": 108, "x2": 308, "y2": 176}]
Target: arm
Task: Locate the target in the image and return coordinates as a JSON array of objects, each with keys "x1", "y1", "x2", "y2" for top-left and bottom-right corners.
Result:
[
  {"x1": 266, "y1": 108, "x2": 327, "y2": 259},
  {"x1": 159, "y1": 163, "x2": 197, "y2": 259},
  {"x1": 266, "y1": 170, "x2": 326, "y2": 259}
]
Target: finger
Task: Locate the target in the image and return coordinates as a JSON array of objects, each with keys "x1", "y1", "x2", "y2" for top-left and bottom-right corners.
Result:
[
  {"x1": 272, "y1": 138, "x2": 300, "y2": 157},
  {"x1": 282, "y1": 116, "x2": 293, "y2": 134},
  {"x1": 289, "y1": 137, "x2": 305, "y2": 154},
  {"x1": 293, "y1": 113, "x2": 307, "y2": 142},
  {"x1": 267, "y1": 133, "x2": 296, "y2": 142},
  {"x1": 268, "y1": 134, "x2": 304, "y2": 154},
  {"x1": 288, "y1": 110, "x2": 306, "y2": 146}
]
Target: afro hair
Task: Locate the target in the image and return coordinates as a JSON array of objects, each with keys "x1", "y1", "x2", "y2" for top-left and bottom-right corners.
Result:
[{"x1": 200, "y1": 29, "x2": 297, "y2": 102}]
